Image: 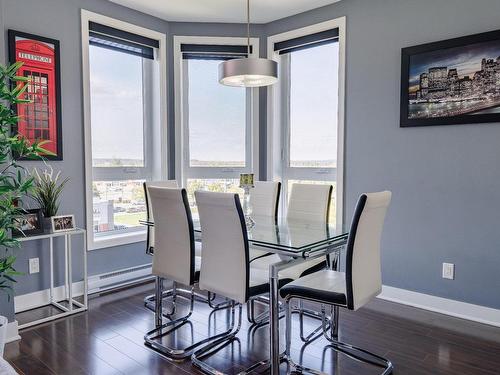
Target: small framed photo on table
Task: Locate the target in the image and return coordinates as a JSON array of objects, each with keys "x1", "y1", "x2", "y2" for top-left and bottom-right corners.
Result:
[
  {"x1": 51, "y1": 214, "x2": 75, "y2": 232},
  {"x1": 239, "y1": 173, "x2": 255, "y2": 188},
  {"x1": 12, "y1": 209, "x2": 44, "y2": 237}
]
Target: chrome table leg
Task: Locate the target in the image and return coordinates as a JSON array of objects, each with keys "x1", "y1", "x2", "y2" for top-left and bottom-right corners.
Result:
[
  {"x1": 332, "y1": 305, "x2": 339, "y2": 339},
  {"x1": 154, "y1": 276, "x2": 163, "y2": 328},
  {"x1": 269, "y1": 263, "x2": 280, "y2": 375}
]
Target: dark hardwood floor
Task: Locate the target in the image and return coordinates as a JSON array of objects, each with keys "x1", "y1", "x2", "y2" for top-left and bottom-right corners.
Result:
[{"x1": 4, "y1": 282, "x2": 500, "y2": 374}]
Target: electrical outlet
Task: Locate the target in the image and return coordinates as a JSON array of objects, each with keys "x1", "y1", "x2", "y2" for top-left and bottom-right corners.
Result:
[
  {"x1": 442, "y1": 262, "x2": 454, "y2": 280},
  {"x1": 29, "y1": 258, "x2": 40, "y2": 274}
]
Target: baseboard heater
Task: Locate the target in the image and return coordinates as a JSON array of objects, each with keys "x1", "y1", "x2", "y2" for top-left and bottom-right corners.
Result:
[{"x1": 88, "y1": 263, "x2": 153, "y2": 294}]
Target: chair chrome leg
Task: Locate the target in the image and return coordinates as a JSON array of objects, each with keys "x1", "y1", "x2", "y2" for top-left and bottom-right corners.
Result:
[
  {"x1": 247, "y1": 298, "x2": 270, "y2": 325},
  {"x1": 154, "y1": 277, "x2": 163, "y2": 327},
  {"x1": 284, "y1": 297, "x2": 393, "y2": 375},
  {"x1": 170, "y1": 281, "x2": 178, "y2": 316},
  {"x1": 321, "y1": 345, "x2": 339, "y2": 374},
  {"x1": 145, "y1": 286, "x2": 239, "y2": 360},
  {"x1": 322, "y1": 340, "x2": 393, "y2": 374},
  {"x1": 288, "y1": 248, "x2": 341, "y2": 343},
  {"x1": 246, "y1": 296, "x2": 284, "y2": 326},
  {"x1": 191, "y1": 302, "x2": 242, "y2": 373},
  {"x1": 192, "y1": 302, "x2": 276, "y2": 375},
  {"x1": 208, "y1": 291, "x2": 217, "y2": 303},
  {"x1": 293, "y1": 301, "x2": 331, "y2": 344},
  {"x1": 246, "y1": 299, "x2": 255, "y2": 323},
  {"x1": 331, "y1": 305, "x2": 339, "y2": 339},
  {"x1": 208, "y1": 292, "x2": 233, "y2": 310},
  {"x1": 298, "y1": 300, "x2": 304, "y2": 338},
  {"x1": 285, "y1": 299, "x2": 292, "y2": 359},
  {"x1": 282, "y1": 297, "x2": 324, "y2": 375},
  {"x1": 144, "y1": 287, "x2": 213, "y2": 316}
]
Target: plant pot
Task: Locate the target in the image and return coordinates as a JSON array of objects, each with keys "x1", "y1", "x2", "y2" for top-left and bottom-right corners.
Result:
[
  {"x1": 43, "y1": 217, "x2": 53, "y2": 233},
  {"x1": 0, "y1": 315, "x2": 7, "y2": 358}
]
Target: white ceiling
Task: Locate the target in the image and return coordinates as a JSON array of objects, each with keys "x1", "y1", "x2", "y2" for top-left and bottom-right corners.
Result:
[{"x1": 109, "y1": 0, "x2": 341, "y2": 24}]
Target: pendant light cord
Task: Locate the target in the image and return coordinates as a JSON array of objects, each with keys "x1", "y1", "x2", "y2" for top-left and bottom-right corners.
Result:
[{"x1": 247, "y1": 0, "x2": 250, "y2": 56}]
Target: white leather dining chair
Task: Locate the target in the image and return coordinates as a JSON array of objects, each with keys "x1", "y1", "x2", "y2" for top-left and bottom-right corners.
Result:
[
  {"x1": 254, "y1": 183, "x2": 333, "y2": 280},
  {"x1": 144, "y1": 186, "x2": 220, "y2": 359},
  {"x1": 280, "y1": 182, "x2": 334, "y2": 277},
  {"x1": 287, "y1": 183, "x2": 333, "y2": 222},
  {"x1": 143, "y1": 180, "x2": 178, "y2": 255},
  {"x1": 144, "y1": 180, "x2": 204, "y2": 298},
  {"x1": 192, "y1": 191, "x2": 286, "y2": 374},
  {"x1": 248, "y1": 183, "x2": 334, "y2": 326},
  {"x1": 143, "y1": 180, "x2": 196, "y2": 313},
  {"x1": 250, "y1": 181, "x2": 281, "y2": 218},
  {"x1": 249, "y1": 181, "x2": 282, "y2": 262},
  {"x1": 280, "y1": 191, "x2": 393, "y2": 374}
]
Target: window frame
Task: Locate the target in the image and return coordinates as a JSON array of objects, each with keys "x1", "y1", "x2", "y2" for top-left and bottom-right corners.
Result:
[
  {"x1": 173, "y1": 36, "x2": 260, "y2": 188},
  {"x1": 267, "y1": 18, "x2": 346, "y2": 225},
  {"x1": 81, "y1": 10, "x2": 168, "y2": 250}
]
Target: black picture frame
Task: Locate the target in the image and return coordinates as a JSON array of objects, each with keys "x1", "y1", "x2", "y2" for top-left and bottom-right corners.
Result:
[
  {"x1": 12, "y1": 209, "x2": 44, "y2": 238},
  {"x1": 8, "y1": 29, "x2": 63, "y2": 159},
  {"x1": 401, "y1": 29, "x2": 500, "y2": 127}
]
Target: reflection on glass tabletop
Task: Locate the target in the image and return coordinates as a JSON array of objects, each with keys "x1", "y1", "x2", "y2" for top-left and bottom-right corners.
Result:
[{"x1": 193, "y1": 215, "x2": 348, "y2": 252}]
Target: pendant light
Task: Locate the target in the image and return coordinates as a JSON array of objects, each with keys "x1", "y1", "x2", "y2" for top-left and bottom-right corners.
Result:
[{"x1": 219, "y1": 0, "x2": 278, "y2": 87}]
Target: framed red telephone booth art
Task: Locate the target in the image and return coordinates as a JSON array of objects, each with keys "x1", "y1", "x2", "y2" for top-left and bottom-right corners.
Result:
[{"x1": 8, "y1": 30, "x2": 63, "y2": 160}]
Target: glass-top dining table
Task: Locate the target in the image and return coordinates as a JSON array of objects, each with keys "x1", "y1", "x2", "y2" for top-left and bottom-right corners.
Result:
[{"x1": 142, "y1": 215, "x2": 349, "y2": 374}]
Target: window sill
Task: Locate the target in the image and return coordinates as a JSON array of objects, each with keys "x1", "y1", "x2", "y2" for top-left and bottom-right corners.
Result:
[{"x1": 89, "y1": 230, "x2": 146, "y2": 251}]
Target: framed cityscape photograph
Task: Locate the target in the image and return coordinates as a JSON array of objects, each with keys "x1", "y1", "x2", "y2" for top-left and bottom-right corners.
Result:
[
  {"x1": 8, "y1": 29, "x2": 63, "y2": 159},
  {"x1": 401, "y1": 29, "x2": 500, "y2": 127}
]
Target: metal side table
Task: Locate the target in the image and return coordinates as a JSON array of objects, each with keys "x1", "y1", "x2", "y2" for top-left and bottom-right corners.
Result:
[{"x1": 16, "y1": 228, "x2": 88, "y2": 329}]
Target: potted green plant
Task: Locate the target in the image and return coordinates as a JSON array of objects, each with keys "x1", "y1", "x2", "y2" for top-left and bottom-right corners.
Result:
[
  {"x1": 31, "y1": 166, "x2": 69, "y2": 231},
  {"x1": 0, "y1": 62, "x2": 49, "y2": 355}
]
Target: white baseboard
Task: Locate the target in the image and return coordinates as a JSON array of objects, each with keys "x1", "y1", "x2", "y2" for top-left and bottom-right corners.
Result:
[
  {"x1": 14, "y1": 282, "x2": 85, "y2": 314},
  {"x1": 379, "y1": 285, "x2": 500, "y2": 328},
  {"x1": 14, "y1": 264, "x2": 153, "y2": 313},
  {"x1": 5, "y1": 321, "x2": 20, "y2": 343}
]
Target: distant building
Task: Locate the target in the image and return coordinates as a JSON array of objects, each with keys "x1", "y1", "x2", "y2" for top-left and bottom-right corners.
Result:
[
  {"x1": 459, "y1": 76, "x2": 473, "y2": 96},
  {"x1": 419, "y1": 73, "x2": 429, "y2": 97},
  {"x1": 447, "y1": 69, "x2": 459, "y2": 96},
  {"x1": 93, "y1": 200, "x2": 114, "y2": 233},
  {"x1": 428, "y1": 67, "x2": 447, "y2": 89},
  {"x1": 414, "y1": 56, "x2": 500, "y2": 101},
  {"x1": 482, "y1": 58, "x2": 497, "y2": 93}
]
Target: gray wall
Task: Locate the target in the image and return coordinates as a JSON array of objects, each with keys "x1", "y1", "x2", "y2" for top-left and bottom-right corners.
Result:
[{"x1": 265, "y1": 0, "x2": 500, "y2": 309}]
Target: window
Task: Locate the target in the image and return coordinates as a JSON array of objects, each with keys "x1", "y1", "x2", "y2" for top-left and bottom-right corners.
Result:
[
  {"x1": 288, "y1": 43, "x2": 338, "y2": 169},
  {"x1": 89, "y1": 37, "x2": 153, "y2": 239},
  {"x1": 186, "y1": 59, "x2": 247, "y2": 168},
  {"x1": 268, "y1": 20, "x2": 345, "y2": 225},
  {"x1": 175, "y1": 37, "x2": 259, "y2": 213},
  {"x1": 90, "y1": 46, "x2": 145, "y2": 168},
  {"x1": 82, "y1": 11, "x2": 166, "y2": 249}
]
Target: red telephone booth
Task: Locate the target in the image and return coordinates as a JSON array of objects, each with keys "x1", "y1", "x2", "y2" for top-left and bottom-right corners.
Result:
[{"x1": 15, "y1": 39, "x2": 58, "y2": 155}]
